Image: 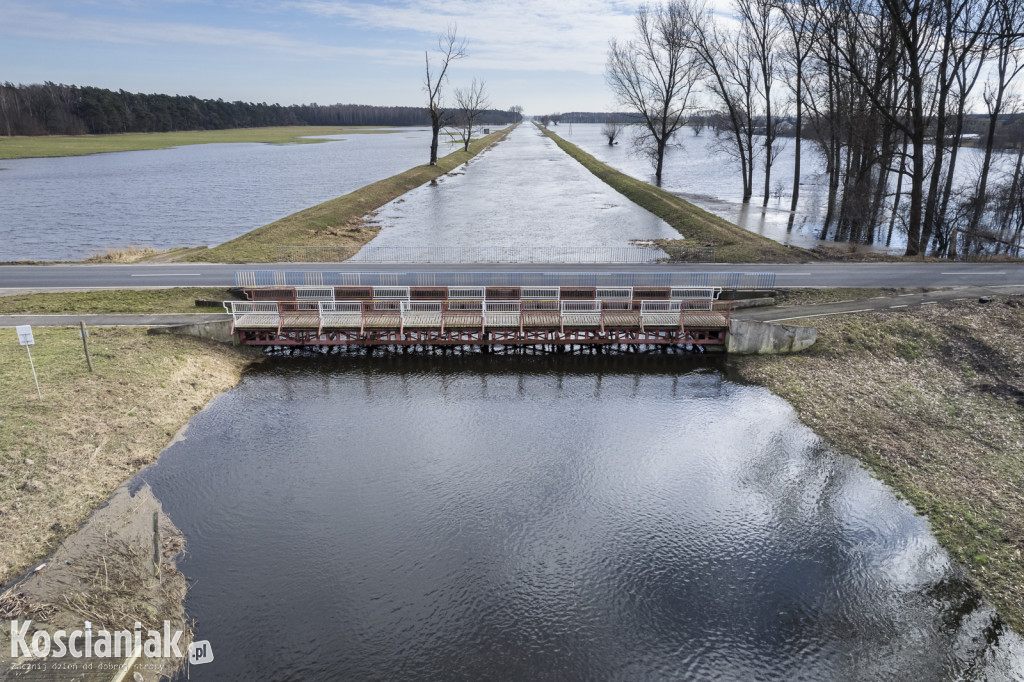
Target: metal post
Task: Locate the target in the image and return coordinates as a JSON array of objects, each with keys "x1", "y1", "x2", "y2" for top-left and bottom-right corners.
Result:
[
  {"x1": 25, "y1": 345, "x2": 41, "y2": 399},
  {"x1": 80, "y1": 321, "x2": 93, "y2": 372}
]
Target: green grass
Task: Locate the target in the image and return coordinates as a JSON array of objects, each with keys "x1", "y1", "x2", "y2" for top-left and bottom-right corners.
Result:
[
  {"x1": 186, "y1": 125, "x2": 515, "y2": 263},
  {"x1": 0, "y1": 125, "x2": 404, "y2": 159},
  {"x1": 0, "y1": 287, "x2": 240, "y2": 314},
  {"x1": 536, "y1": 124, "x2": 816, "y2": 264}
]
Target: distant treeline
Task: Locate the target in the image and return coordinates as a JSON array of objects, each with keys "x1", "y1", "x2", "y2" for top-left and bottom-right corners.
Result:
[{"x1": 0, "y1": 82, "x2": 520, "y2": 136}]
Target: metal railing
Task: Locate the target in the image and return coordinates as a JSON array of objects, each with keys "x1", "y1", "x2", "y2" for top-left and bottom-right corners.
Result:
[
  {"x1": 224, "y1": 298, "x2": 733, "y2": 333},
  {"x1": 274, "y1": 244, "x2": 716, "y2": 264},
  {"x1": 236, "y1": 271, "x2": 777, "y2": 290}
]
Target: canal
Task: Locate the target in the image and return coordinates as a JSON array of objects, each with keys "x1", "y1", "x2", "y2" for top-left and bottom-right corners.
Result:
[{"x1": 135, "y1": 351, "x2": 1024, "y2": 681}]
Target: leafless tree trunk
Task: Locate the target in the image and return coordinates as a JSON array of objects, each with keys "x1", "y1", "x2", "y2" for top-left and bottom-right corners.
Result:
[
  {"x1": 453, "y1": 79, "x2": 489, "y2": 152},
  {"x1": 777, "y1": 0, "x2": 820, "y2": 218},
  {"x1": 966, "y1": 0, "x2": 1024, "y2": 244},
  {"x1": 601, "y1": 115, "x2": 624, "y2": 145},
  {"x1": 607, "y1": 0, "x2": 703, "y2": 186},
  {"x1": 424, "y1": 25, "x2": 466, "y2": 165},
  {"x1": 685, "y1": 1, "x2": 757, "y2": 201}
]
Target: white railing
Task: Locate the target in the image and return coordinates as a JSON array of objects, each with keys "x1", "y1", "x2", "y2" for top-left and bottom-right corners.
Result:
[
  {"x1": 318, "y1": 301, "x2": 363, "y2": 314},
  {"x1": 448, "y1": 286, "x2": 485, "y2": 299},
  {"x1": 596, "y1": 287, "x2": 632, "y2": 299},
  {"x1": 670, "y1": 287, "x2": 721, "y2": 300},
  {"x1": 561, "y1": 300, "x2": 602, "y2": 313},
  {"x1": 228, "y1": 298, "x2": 727, "y2": 333},
  {"x1": 521, "y1": 287, "x2": 559, "y2": 299},
  {"x1": 483, "y1": 301, "x2": 522, "y2": 314},
  {"x1": 373, "y1": 286, "x2": 410, "y2": 299},
  {"x1": 296, "y1": 286, "x2": 334, "y2": 301}
]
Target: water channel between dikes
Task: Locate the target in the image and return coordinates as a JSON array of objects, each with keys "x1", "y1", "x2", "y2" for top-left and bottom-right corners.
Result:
[{"x1": 129, "y1": 351, "x2": 1023, "y2": 682}]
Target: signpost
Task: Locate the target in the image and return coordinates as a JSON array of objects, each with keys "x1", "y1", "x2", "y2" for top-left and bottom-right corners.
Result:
[{"x1": 16, "y1": 325, "x2": 41, "y2": 399}]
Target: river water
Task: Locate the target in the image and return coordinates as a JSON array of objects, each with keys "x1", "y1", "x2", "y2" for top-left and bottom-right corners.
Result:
[
  {"x1": 135, "y1": 353, "x2": 1023, "y2": 681},
  {"x1": 0, "y1": 130, "x2": 433, "y2": 262}
]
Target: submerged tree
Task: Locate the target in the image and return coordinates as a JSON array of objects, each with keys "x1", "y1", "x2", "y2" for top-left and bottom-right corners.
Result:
[
  {"x1": 424, "y1": 25, "x2": 466, "y2": 165},
  {"x1": 601, "y1": 115, "x2": 624, "y2": 144},
  {"x1": 453, "y1": 79, "x2": 490, "y2": 152},
  {"x1": 607, "y1": 0, "x2": 703, "y2": 185}
]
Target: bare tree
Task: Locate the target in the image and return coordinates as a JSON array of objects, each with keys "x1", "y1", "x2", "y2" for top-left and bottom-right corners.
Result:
[
  {"x1": 601, "y1": 115, "x2": 624, "y2": 144},
  {"x1": 776, "y1": 0, "x2": 820, "y2": 219},
  {"x1": 685, "y1": 1, "x2": 758, "y2": 201},
  {"x1": 607, "y1": 0, "x2": 703, "y2": 185},
  {"x1": 453, "y1": 78, "x2": 490, "y2": 152},
  {"x1": 508, "y1": 104, "x2": 524, "y2": 123},
  {"x1": 737, "y1": 0, "x2": 785, "y2": 206},
  {"x1": 424, "y1": 25, "x2": 466, "y2": 165}
]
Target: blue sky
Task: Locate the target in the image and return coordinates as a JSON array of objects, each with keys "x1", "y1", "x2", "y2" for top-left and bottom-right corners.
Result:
[{"x1": 0, "y1": 0, "x2": 661, "y2": 114}]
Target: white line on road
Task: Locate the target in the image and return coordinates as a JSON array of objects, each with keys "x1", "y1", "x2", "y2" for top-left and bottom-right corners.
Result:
[
  {"x1": 776, "y1": 273, "x2": 812, "y2": 276},
  {"x1": 940, "y1": 272, "x2": 1006, "y2": 275},
  {"x1": 770, "y1": 309, "x2": 874, "y2": 321},
  {"x1": 129, "y1": 273, "x2": 202, "y2": 277},
  {"x1": 922, "y1": 301, "x2": 938, "y2": 305},
  {"x1": 890, "y1": 304, "x2": 908, "y2": 308}
]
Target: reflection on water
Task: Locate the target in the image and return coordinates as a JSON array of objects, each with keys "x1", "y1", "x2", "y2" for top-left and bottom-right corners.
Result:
[
  {"x1": 362, "y1": 124, "x2": 678, "y2": 248},
  {"x1": 0, "y1": 130, "x2": 433, "y2": 261},
  {"x1": 136, "y1": 352, "x2": 1024, "y2": 681},
  {"x1": 562, "y1": 123, "x2": 1009, "y2": 255}
]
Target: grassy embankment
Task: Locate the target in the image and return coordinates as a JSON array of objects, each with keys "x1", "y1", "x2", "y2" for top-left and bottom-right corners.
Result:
[
  {"x1": 0, "y1": 287, "x2": 240, "y2": 313},
  {"x1": 183, "y1": 125, "x2": 514, "y2": 263},
  {"x1": 0, "y1": 324, "x2": 259, "y2": 587},
  {"x1": 0, "y1": 125, "x2": 404, "y2": 160},
  {"x1": 536, "y1": 124, "x2": 814, "y2": 264},
  {"x1": 736, "y1": 296, "x2": 1024, "y2": 631}
]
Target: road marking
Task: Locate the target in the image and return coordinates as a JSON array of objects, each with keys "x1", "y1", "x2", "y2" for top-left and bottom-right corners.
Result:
[
  {"x1": 129, "y1": 273, "x2": 202, "y2": 277},
  {"x1": 776, "y1": 273, "x2": 812, "y2": 276},
  {"x1": 770, "y1": 308, "x2": 874, "y2": 321},
  {"x1": 940, "y1": 271, "x2": 1006, "y2": 275},
  {"x1": 922, "y1": 301, "x2": 938, "y2": 305},
  {"x1": 890, "y1": 304, "x2": 908, "y2": 308}
]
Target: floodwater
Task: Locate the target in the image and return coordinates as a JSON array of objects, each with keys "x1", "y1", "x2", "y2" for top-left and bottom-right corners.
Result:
[
  {"x1": 560, "y1": 123, "x2": 1009, "y2": 254},
  {"x1": 360, "y1": 124, "x2": 678, "y2": 248},
  {"x1": 0, "y1": 130, "x2": 433, "y2": 262},
  {"x1": 135, "y1": 353, "x2": 1024, "y2": 681}
]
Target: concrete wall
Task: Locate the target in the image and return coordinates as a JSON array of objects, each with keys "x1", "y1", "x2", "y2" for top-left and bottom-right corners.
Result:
[
  {"x1": 147, "y1": 319, "x2": 236, "y2": 345},
  {"x1": 726, "y1": 319, "x2": 817, "y2": 355}
]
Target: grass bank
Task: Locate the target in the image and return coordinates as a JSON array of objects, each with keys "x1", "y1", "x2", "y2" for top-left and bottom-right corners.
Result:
[
  {"x1": 735, "y1": 296, "x2": 1024, "y2": 630},
  {"x1": 536, "y1": 124, "x2": 813, "y2": 263},
  {"x1": 0, "y1": 287, "x2": 240, "y2": 314},
  {"x1": 0, "y1": 125, "x2": 405, "y2": 160},
  {"x1": 0, "y1": 326, "x2": 259, "y2": 585},
  {"x1": 185, "y1": 125, "x2": 513, "y2": 263}
]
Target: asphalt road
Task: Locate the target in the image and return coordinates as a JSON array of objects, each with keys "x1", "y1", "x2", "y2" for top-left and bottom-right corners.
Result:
[{"x1": 0, "y1": 262, "x2": 1022, "y2": 291}]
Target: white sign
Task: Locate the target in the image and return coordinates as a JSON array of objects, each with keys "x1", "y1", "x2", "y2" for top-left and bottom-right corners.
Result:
[{"x1": 16, "y1": 325, "x2": 34, "y2": 346}]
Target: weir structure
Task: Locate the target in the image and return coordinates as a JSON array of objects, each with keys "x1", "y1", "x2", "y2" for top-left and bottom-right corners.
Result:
[{"x1": 226, "y1": 271, "x2": 776, "y2": 350}]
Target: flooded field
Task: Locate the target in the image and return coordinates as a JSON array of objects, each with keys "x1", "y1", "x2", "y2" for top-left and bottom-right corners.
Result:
[
  {"x1": 0, "y1": 130, "x2": 432, "y2": 262},
  {"x1": 560, "y1": 123, "x2": 1009, "y2": 254},
  {"x1": 135, "y1": 353, "x2": 1024, "y2": 681},
  {"x1": 360, "y1": 124, "x2": 678, "y2": 249}
]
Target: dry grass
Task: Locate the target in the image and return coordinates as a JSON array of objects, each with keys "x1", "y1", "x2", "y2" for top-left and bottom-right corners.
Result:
[
  {"x1": 0, "y1": 287, "x2": 241, "y2": 314},
  {"x1": 735, "y1": 296, "x2": 1024, "y2": 630},
  {"x1": 82, "y1": 246, "x2": 164, "y2": 264},
  {"x1": 186, "y1": 125, "x2": 515, "y2": 263},
  {"x1": 0, "y1": 326, "x2": 259, "y2": 585}
]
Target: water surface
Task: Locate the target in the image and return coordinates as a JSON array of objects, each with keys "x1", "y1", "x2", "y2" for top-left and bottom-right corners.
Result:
[
  {"x1": 136, "y1": 353, "x2": 1024, "y2": 681},
  {"x1": 0, "y1": 130, "x2": 432, "y2": 261},
  {"x1": 361, "y1": 124, "x2": 678, "y2": 249}
]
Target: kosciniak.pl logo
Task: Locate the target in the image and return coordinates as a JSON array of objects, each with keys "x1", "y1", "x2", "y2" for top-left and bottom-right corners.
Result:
[{"x1": 6, "y1": 620, "x2": 203, "y2": 660}]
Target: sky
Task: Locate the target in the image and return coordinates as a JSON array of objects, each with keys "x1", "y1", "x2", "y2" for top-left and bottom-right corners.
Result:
[{"x1": 0, "y1": 0, "x2": 684, "y2": 114}]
